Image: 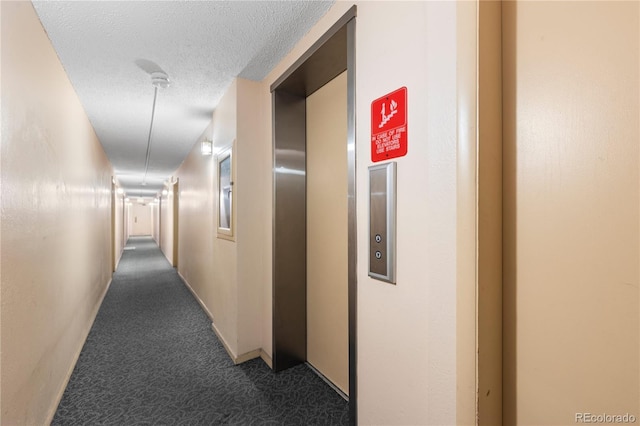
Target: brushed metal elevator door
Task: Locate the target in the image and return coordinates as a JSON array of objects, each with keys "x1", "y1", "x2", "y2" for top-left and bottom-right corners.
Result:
[{"x1": 306, "y1": 71, "x2": 349, "y2": 394}]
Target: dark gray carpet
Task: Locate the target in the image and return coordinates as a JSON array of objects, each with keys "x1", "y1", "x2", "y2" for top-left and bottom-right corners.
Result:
[{"x1": 52, "y1": 236, "x2": 349, "y2": 425}]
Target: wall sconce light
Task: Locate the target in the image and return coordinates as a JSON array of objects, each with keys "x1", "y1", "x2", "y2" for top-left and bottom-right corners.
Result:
[
  {"x1": 201, "y1": 139, "x2": 213, "y2": 156},
  {"x1": 117, "y1": 188, "x2": 124, "y2": 195},
  {"x1": 162, "y1": 189, "x2": 168, "y2": 196}
]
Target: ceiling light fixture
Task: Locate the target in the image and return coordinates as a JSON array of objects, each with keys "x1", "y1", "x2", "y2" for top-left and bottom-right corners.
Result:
[
  {"x1": 151, "y1": 71, "x2": 171, "y2": 89},
  {"x1": 201, "y1": 139, "x2": 213, "y2": 156},
  {"x1": 142, "y1": 70, "x2": 170, "y2": 186}
]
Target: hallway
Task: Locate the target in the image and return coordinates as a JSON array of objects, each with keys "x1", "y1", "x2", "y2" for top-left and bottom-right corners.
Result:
[
  {"x1": 3, "y1": 1, "x2": 639, "y2": 424},
  {"x1": 52, "y1": 237, "x2": 348, "y2": 425}
]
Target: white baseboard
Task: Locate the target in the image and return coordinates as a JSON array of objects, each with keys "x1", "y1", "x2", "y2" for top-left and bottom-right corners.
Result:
[
  {"x1": 234, "y1": 348, "x2": 262, "y2": 364},
  {"x1": 179, "y1": 271, "x2": 215, "y2": 319},
  {"x1": 260, "y1": 350, "x2": 273, "y2": 369},
  {"x1": 45, "y1": 276, "x2": 113, "y2": 425},
  {"x1": 209, "y1": 321, "x2": 264, "y2": 365},
  {"x1": 178, "y1": 271, "x2": 266, "y2": 367}
]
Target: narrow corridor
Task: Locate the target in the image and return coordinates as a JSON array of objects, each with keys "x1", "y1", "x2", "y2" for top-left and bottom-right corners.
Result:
[
  {"x1": 4, "y1": 2, "x2": 639, "y2": 424},
  {"x1": 52, "y1": 237, "x2": 349, "y2": 425}
]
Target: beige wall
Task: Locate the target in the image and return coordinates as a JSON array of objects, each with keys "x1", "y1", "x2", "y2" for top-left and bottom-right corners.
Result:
[
  {"x1": 151, "y1": 201, "x2": 160, "y2": 244},
  {"x1": 503, "y1": 1, "x2": 639, "y2": 424},
  {"x1": 114, "y1": 187, "x2": 125, "y2": 268},
  {"x1": 174, "y1": 122, "x2": 218, "y2": 335},
  {"x1": 176, "y1": 77, "x2": 267, "y2": 362},
  {"x1": 175, "y1": 76, "x2": 267, "y2": 362},
  {"x1": 175, "y1": 123, "x2": 214, "y2": 304},
  {"x1": 357, "y1": 4, "x2": 457, "y2": 423},
  {"x1": 160, "y1": 182, "x2": 175, "y2": 265},
  {"x1": 235, "y1": 78, "x2": 267, "y2": 357},
  {"x1": 0, "y1": 2, "x2": 113, "y2": 425},
  {"x1": 124, "y1": 202, "x2": 131, "y2": 242},
  {"x1": 176, "y1": 80, "x2": 237, "y2": 359}
]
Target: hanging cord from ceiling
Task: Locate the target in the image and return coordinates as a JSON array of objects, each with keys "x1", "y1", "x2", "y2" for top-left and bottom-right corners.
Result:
[
  {"x1": 142, "y1": 71, "x2": 170, "y2": 186},
  {"x1": 142, "y1": 86, "x2": 158, "y2": 186}
]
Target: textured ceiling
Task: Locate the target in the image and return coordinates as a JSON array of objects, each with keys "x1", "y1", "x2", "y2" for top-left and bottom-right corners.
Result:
[{"x1": 32, "y1": 0, "x2": 333, "y2": 198}]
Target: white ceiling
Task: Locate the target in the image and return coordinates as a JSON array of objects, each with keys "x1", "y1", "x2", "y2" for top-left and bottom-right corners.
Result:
[{"x1": 32, "y1": 0, "x2": 333, "y2": 198}]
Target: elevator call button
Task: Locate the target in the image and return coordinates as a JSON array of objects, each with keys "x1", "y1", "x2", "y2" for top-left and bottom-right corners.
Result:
[{"x1": 368, "y1": 162, "x2": 396, "y2": 284}]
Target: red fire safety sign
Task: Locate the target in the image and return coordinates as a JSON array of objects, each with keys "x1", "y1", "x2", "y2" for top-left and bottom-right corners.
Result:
[{"x1": 371, "y1": 87, "x2": 408, "y2": 162}]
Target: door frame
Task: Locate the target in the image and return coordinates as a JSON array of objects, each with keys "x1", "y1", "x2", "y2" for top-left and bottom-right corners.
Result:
[
  {"x1": 172, "y1": 180, "x2": 179, "y2": 267},
  {"x1": 456, "y1": 1, "x2": 503, "y2": 423},
  {"x1": 271, "y1": 5, "x2": 357, "y2": 425},
  {"x1": 111, "y1": 179, "x2": 116, "y2": 272}
]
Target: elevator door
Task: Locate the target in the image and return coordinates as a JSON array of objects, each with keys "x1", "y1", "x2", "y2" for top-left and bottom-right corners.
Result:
[{"x1": 306, "y1": 71, "x2": 348, "y2": 394}]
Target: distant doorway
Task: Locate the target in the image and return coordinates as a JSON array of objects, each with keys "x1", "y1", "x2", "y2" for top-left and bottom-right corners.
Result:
[{"x1": 130, "y1": 203, "x2": 152, "y2": 236}]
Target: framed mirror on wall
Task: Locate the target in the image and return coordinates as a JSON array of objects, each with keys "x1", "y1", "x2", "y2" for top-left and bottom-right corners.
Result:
[{"x1": 216, "y1": 142, "x2": 234, "y2": 240}]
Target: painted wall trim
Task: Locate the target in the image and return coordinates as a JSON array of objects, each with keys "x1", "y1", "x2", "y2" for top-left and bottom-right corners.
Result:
[
  {"x1": 270, "y1": 5, "x2": 357, "y2": 92},
  {"x1": 476, "y1": 0, "x2": 503, "y2": 422},
  {"x1": 115, "y1": 248, "x2": 123, "y2": 270},
  {"x1": 179, "y1": 271, "x2": 215, "y2": 318},
  {"x1": 260, "y1": 351, "x2": 273, "y2": 369},
  {"x1": 210, "y1": 322, "x2": 238, "y2": 360},
  {"x1": 178, "y1": 271, "x2": 261, "y2": 365},
  {"x1": 210, "y1": 322, "x2": 260, "y2": 365},
  {"x1": 455, "y1": 1, "x2": 479, "y2": 424},
  {"x1": 233, "y1": 348, "x2": 262, "y2": 365},
  {"x1": 44, "y1": 277, "x2": 113, "y2": 425}
]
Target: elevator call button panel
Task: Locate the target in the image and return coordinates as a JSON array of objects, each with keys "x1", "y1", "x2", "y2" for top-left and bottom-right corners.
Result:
[{"x1": 368, "y1": 162, "x2": 396, "y2": 284}]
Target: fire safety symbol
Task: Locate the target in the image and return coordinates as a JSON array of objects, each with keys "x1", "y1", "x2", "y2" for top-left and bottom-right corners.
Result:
[
  {"x1": 379, "y1": 100, "x2": 398, "y2": 128},
  {"x1": 371, "y1": 87, "x2": 407, "y2": 162}
]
